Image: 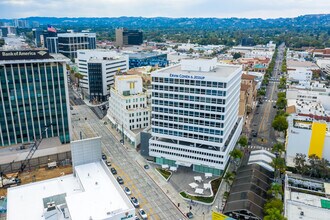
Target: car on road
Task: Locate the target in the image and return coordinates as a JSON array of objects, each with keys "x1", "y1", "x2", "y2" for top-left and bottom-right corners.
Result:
[
  {"x1": 252, "y1": 131, "x2": 258, "y2": 137},
  {"x1": 117, "y1": 176, "x2": 124, "y2": 184},
  {"x1": 135, "y1": 216, "x2": 140, "y2": 220},
  {"x1": 186, "y1": 212, "x2": 193, "y2": 219},
  {"x1": 131, "y1": 197, "x2": 139, "y2": 208},
  {"x1": 139, "y1": 209, "x2": 147, "y2": 219},
  {"x1": 106, "y1": 161, "x2": 111, "y2": 166},
  {"x1": 110, "y1": 167, "x2": 117, "y2": 175},
  {"x1": 102, "y1": 153, "x2": 107, "y2": 160},
  {"x1": 124, "y1": 186, "x2": 131, "y2": 195},
  {"x1": 144, "y1": 165, "x2": 149, "y2": 169},
  {"x1": 273, "y1": 105, "x2": 276, "y2": 108}
]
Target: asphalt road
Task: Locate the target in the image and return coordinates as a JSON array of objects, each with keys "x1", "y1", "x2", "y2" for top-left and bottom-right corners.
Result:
[
  {"x1": 250, "y1": 43, "x2": 286, "y2": 148},
  {"x1": 71, "y1": 104, "x2": 185, "y2": 220}
]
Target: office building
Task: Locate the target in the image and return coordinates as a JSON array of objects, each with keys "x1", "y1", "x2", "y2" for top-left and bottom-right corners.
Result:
[
  {"x1": 0, "y1": 49, "x2": 71, "y2": 146},
  {"x1": 32, "y1": 28, "x2": 43, "y2": 47},
  {"x1": 115, "y1": 28, "x2": 143, "y2": 47},
  {"x1": 128, "y1": 52, "x2": 168, "y2": 68},
  {"x1": 77, "y1": 49, "x2": 129, "y2": 102},
  {"x1": 43, "y1": 31, "x2": 59, "y2": 53},
  {"x1": 7, "y1": 137, "x2": 135, "y2": 220},
  {"x1": 58, "y1": 32, "x2": 96, "y2": 60},
  {"x1": 149, "y1": 58, "x2": 243, "y2": 175},
  {"x1": 107, "y1": 75, "x2": 150, "y2": 147}
]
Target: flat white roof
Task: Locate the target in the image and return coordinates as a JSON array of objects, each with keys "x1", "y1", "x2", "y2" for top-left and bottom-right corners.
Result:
[{"x1": 7, "y1": 162, "x2": 134, "y2": 220}]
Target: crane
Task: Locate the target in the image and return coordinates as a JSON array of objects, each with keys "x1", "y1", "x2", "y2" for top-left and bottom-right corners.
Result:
[{"x1": 0, "y1": 125, "x2": 51, "y2": 188}]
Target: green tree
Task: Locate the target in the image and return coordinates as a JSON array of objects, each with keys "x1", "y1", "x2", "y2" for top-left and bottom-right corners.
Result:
[
  {"x1": 74, "y1": 72, "x2": 84, "y2": 88},
  {"x1": 264, "y1": 198, "x2": 283, "y2": 213},
  {"x1": 230, "y1": 148, "x2": 243, "y2": 171},
  {"x1": 276, "y1": 97, "x2": 287, "y2": 110},
  {"x1": 238, "y1": 135, "x2": 248, "y2": 148},
  {"x1": 264, "y1": 208, "x2": 286, "y2": 220},
  {"x1": 272, "y1": 143, "x2": 285, "y2": 155},
  {"x1": 294, "y1": 153, "x2": 307, "y2": 175},
  {"x1": 272, "y1": 115, "x2": 288, "y2": 132},
  {"x1": 271, "y1": 157, "x2": 286, "y2": 182},
  {"x1": 267, "y1": 183, "x2": 283, "y2": 199},
  {"x1": 277, "y1": 92, "x2": 286, "y2": 99},
  {"x1": 223, "y1": 172, "x2": 235, "y2": 191},
  {"x1": 233, "y1": 52, "x2": 242, "y2": 59}
]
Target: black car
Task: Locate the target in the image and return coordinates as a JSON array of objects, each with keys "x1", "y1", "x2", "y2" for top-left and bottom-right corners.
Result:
[
  {"x1": 144, "y1": 165, "x2": 149, "y2": 169},
  {"x1": 186, "y1": 212, "x2": 193, "y2": 219},
  {"x1": 102, "y1": 153, "x2": 107, "y2": 160},
  {"x1": 252, "y1": 131, "x2": 258, "y2": 137},
  {"x1": 117, "y1": 176, "x2": 124, "y2": 184},
  {"x1": 110, "y1": 167, "x2": 117, "y2": 175}
]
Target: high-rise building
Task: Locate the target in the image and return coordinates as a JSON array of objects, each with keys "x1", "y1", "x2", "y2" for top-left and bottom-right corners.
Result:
[
  {"x1": 0, "y1": 49, "x2": 71, "y2": 146},
  {"x1": 43, "y1": 31, "x2": 59, "y2": 53},
  {"x1": 149, "y1": 58, "x2": 243, "y2": 175},
  {"x1": 58, "y1": 33, "x2": 96, "y2": 60},
  {"x1": 32, "y1": 28, "x2": 43, "y2": 47},
  {"x1": 77, "y1": 49, "x2": 129, "y2": 102},
  {"x1": 115, "y1": 28, "x2": 143, "y2": 47},
  {"x1": 107, "y1": 75, "x2": 150, "y2": 147}
]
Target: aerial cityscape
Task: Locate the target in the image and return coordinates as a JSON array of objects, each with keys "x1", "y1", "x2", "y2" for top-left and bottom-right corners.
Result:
[{"x1": 0, "y1": 0, "x2": 330, "y2": 220}]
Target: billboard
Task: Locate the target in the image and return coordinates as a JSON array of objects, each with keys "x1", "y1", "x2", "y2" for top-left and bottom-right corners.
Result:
[{"x1": 0, "y1": 50, "x2": 51, "y2": 60}]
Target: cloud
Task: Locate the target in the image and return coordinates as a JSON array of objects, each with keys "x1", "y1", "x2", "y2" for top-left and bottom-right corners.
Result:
[{"x1": 0, "y1": 0, "x2": 329, "y2": 19}]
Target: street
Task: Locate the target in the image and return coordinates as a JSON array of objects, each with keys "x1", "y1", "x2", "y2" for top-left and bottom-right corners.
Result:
[
  {"x1": 71, "y1": 104, "x2": 186, "y2": 220},
  {"x1": 250, "y1": 43, "x2": 286, "y2": 148}
]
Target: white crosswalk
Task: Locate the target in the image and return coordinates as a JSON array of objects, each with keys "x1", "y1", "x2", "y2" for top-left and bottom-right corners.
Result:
[
  {"x1": 264, "y1": 99, "x2": 276, "y2": 103},
  {"x1": 247, "y1": 145, "x2": 270, "y2": 151}
]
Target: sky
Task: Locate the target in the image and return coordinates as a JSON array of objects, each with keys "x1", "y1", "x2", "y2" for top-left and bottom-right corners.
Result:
[{"x1": 0, "y1": 0, "x2": 329, "y2": 19}]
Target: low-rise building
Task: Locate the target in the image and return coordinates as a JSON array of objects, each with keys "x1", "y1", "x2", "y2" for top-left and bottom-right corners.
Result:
[
  {"x1": 284, "y1": 173, "x2": 330, "y2": 220},
  {"x1": 127, "y1": 52, "x2": 168, "y2": 68},
  {"x1": 285, "y1": 115, "x2": 330, "y2": 167},
  {"x1": 107, "y1": 75, "x2": 150, "y2": 147}
]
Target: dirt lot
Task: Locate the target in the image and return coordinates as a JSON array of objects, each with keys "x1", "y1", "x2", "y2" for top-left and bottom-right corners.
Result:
[{"x1": 0, "y1": 165, "x2": 73, "y2": 196}]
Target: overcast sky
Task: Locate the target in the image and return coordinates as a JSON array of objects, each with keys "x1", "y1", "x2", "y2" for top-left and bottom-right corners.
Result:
[{"x1": 0, "y1": 0, "x2": 329, "y2": 19}]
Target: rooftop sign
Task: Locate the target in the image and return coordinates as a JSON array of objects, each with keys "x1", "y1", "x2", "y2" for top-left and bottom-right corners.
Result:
[
  {"x1": 0, "y1": 50, "x2": 51, "y2": 60},
  {"x1": 170, "y1": 73, "x2": 205, "y2": 80}
]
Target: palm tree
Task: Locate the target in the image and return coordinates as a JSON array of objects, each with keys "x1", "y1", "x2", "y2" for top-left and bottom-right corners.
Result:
[
  {"x1": 238, "y1": 135, "x2": 248, "y2": 152},
  {"x1": 271, "y1": 157, "x2": 286, "y2": 182},
  {"x1": 223, "y1": 172, "x2": 235, "y2": 191},
  {"x1": 271, "y1": 143, "x2": 285, "y2": 156},
  {"x1": 74, "y1": 72, "x2": 84, "y2": 88},
  {"x1": 267, "y1": 183, "x2": 283, "y2": 199},
  {"x1": 229, "y1": 148, "x2": 243, "y2": 171}
]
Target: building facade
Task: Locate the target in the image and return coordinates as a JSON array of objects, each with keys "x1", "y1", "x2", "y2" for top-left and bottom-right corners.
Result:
[
  {"x1": 77, "y1": 49, "x2": 129, "y2": 102},
  {"x1": 58, "y1": 33, "x2": 96, "y2": 60},
  {"x1": 107, "y1": 75, "x2": 150, "y2": 147},
  {"x1": 149, "y1": 58, "x2": 243, "y2": 175},
  {"x1": 128, "y1": 52, "x2": 168, "y2": 68},
  {"x1": 0, "y1": 50, "x2": 71, "y2": 146},
  {"x1": 115, "y1": 28, "x2": 143, "y2": 47}
]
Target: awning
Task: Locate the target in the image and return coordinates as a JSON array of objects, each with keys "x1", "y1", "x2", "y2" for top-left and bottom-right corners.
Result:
[
  {"x1": 205, "y1": 173, "x2": 212, "y2": 178},
  {"x1": 203, "y1": 183, "x2": 211, "y2": 190},
  {"x1": 170, "y1": 166, "x2": 177, "y2": 172},
  {"x1": 175, "y1": 161, "x2": 192, "y2": 167},
  {"x1": 195, "y1": 188, "x2": 204, "y2": 194},
  {"x1": 161, "y1": 164, "x2": 169, "y2": 169},
  {"x1": 194, "y1": 176, "x2": 202, "y2": 182}
]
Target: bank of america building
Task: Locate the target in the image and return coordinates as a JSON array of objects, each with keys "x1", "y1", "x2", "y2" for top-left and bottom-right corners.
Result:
[
  {"x1": 0, "y1": 50, "x2": 71, "y2": 146},
  {"x1": 149, "y1": 58, "x2": 243, "y2": 175}
]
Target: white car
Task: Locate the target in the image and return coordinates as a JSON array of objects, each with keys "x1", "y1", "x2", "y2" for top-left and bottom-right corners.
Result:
[
  {"x1": 139, "y1": 209, "x2": 147, "y2": 219},
  {"x1": 124, "y1": 186, "x2": 131, "y2": 195}
]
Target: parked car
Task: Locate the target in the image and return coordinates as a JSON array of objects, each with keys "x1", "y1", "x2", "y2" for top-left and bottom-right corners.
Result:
[
  {"x1": 139, "y1": 209, "x2": 147, "y2": 219},
  {"x1": 124, "y1": 186, "x2": 131, "y2": 195},
  {"x1": 117, "y1": 176, "x2": 124, "y2": 184},
  {"x1": 102, "y1": 153, "x2": 107, "y2": 160},
  {"x1": 144, "y1": 165, "x2": 149, "y2": 169},
  {"x1": 135, "y1": 216, "x2": 140, "y2": 220},
  {"x1": 186, "y1": 212, "x2": 193, "y2": 219},
  {"x1": 110, "y1": 167, "x2": 117, "y2": 175},
  {"x1": 252, "y1": 131, "x2": 258, "y2": 137},
  {"x1": 131, "y1": 197, "x2": 139, "y2": 208},
  {"x1": 106, "y1": 161, "x2": 111, "y2": 166}
]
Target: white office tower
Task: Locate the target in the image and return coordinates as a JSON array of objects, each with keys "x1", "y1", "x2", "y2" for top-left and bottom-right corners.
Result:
[
  {"x1": 107, "y1": 75, "x2": 150, "y2": 147},
  {"x1": 76, "y1": 49, "x2": 129, "y2": 102},
  {"x1": 149, "y1": 58, "x2": 243, "y2": 175}
]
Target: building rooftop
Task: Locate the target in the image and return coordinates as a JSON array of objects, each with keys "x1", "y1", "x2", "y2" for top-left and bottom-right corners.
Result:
[
  {"x1": 127, "y1": 52, "x2": 165, "y2": 59},
  {"x1": 156, "y1": 60, "x2": 241, "y2": 79},
  {"x1": 57, "y1": 32, "x2": 96, "y2": 37},
  {"x1": 7, "y1": 161, "x2": 134, "y2": 220}
]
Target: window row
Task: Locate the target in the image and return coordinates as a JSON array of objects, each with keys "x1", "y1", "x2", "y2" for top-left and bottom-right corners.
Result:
[
  {"x1": 152, "y1": 92, "x2": 226, "y2": 105},
  {"x1": 152, "y1": 85, "x2": 226, "y2": 96},
  {"x1": 152, "y1": 107, "x2": 225, "y2": 120},
  {"x1": 152, "y1": 143, "x2": 224, "y2": 158},
  {"x1": 152, "y1": 114, "x2": 223, "y2": 128},
  {"x1": 152, "y1": 128, "x2": 223, "y2": 143},
  {"x1": 150, "y1": 149, "x2": 223, "y2": 164},
  {"x1": 152, "y1": 77, "x2": 227, "y2": 88},
  {"x1": 152, "y1": 121, "x2": 223, "y2": 136},
  {"x1": 152, "y1": 100, "x2": 225, "y2": 113}
]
